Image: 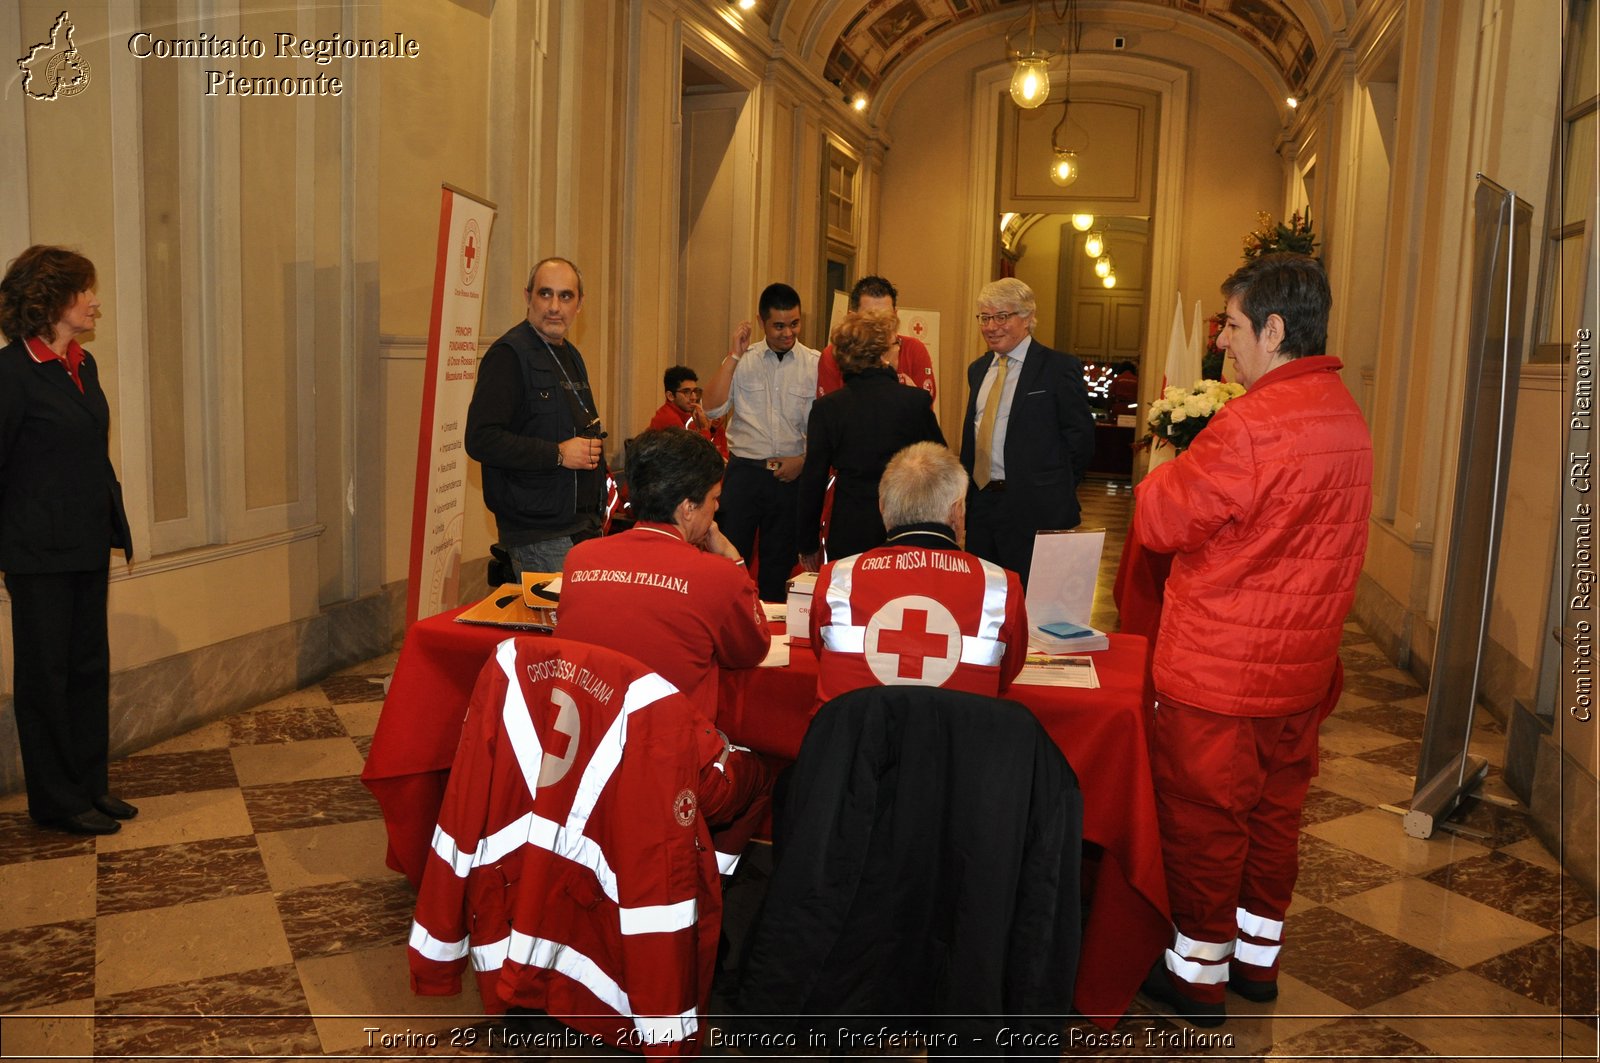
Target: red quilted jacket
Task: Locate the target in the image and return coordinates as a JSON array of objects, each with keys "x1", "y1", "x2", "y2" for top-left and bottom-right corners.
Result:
[{"x1": 1134, "y1": 356, "x2": 1373, "y2": 716}]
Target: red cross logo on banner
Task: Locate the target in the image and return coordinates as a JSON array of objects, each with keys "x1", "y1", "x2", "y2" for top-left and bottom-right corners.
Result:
[
  {"x1": 460, "y1": 217, "x2": 482, "y2": 287},
  {"x1": 912, "y1": 318, "x2": 925, "y2": 336},
  {"x1": 864, "y1": 595, "x2": 962, "y2": 687}
]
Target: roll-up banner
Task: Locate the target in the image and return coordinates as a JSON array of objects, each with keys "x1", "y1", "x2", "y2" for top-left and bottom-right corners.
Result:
[{"x1": 406, "y1": 184, "x2": 497, "y2": 624}]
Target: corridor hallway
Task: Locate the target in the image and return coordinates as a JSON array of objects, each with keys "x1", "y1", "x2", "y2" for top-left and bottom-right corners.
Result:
[{"x1": 1, "y1": 480, "x2": 1594, "y2": 1059}]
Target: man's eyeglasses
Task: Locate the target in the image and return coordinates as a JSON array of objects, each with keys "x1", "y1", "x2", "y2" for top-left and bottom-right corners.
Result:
[
  {"x1": 975, "y1": 312, "x2": 1019, "y2": 326},
  {"x1": 675, "y1": 386, "x2": 704, "y2": 396}
]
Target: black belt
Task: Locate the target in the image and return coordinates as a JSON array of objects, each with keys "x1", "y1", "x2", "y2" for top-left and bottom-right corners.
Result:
[
  {"x1": 979, "y1": 479, "x2": 1007, "y2": 492},
  {"x1": 729, "y1": 455, "x2": 771, "y2": 468}
]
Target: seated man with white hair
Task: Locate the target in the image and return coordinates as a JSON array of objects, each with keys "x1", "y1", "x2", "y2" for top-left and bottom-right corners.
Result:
[{"x1": 809, "y1": 442, "x2": 1028, "y2": 706}]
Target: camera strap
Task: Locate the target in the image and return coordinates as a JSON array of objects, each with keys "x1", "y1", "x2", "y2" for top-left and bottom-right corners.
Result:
[{"x1": 527, "y1": 329, "x2": 599, "y2": 435}]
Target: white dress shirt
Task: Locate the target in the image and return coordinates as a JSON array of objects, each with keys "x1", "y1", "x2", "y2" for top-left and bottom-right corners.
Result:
[
  {"x1": 705, "y1": 339, "x2": 821, "y2": 458},
  {"x1": 972, "y1": 335, "x2": 1031, "y2": 483}
]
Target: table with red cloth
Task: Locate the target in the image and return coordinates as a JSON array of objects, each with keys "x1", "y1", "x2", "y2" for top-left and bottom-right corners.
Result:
[{"x1": 363, "y1": 609, "x2": 1171, "y2": 1027}]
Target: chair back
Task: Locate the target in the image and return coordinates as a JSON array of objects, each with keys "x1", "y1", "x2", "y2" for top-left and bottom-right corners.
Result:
[{"x1": 738, "y1": 685, "x2": 1083, "y2": 1054}]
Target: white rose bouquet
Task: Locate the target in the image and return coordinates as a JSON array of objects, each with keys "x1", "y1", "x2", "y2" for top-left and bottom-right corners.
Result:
[{"x1": 1140, "y1": 379, "x2": 1246, "y2": 452}]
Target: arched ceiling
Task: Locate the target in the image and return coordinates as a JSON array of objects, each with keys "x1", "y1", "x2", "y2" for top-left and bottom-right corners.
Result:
[{"x1": 764, "y1": 0, "x2": 1356, "y2": 102}]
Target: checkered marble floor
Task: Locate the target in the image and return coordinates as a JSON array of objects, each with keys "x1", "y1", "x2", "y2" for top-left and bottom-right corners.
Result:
[{"x1": 2, "y1": 492, "x2": 1596, "y2": 1058}]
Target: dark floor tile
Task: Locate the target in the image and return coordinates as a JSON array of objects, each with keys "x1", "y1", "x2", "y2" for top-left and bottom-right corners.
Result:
[
  {"x1": 0, "y1": 810, "x2": 95, "y2": 865},
  {"x1": 1424, "y1": 851, "x2": 1599, "y2": 933},
  {"x1": 1337, "y1": 702, "x2": 1427, "y2": 741},
  {"x1": 1352, "y1": 738, "x2": 1423, "y2": 774},
  {"x1": 1470, "y1": 932, "x2": 1599, "y2": 1017},
  {"x1": 97, "y1": 836, "x2": 272, "y2": 916},
  {"x1": 226, "y1": 704, "x2": 348, "y2": 746},
  {"x1": 1292, "y1": 833, "x2": 1406, "y2": 904},
  {"x1": 1340, "y1": 671, "x2": 1424, "y2": 703},
  {"x1": 109, "y1": 748, "x2": 238, "y2": 800},
  {"x1": 320, "y1": 674, "x2": 389, "y2": 705},
  {"x1": 1298, "y1": 786, "x2": 1370, "y2": 827},
  {"x1": 0, "y1": 917, "x2": 94, "y2": 1010},
  {"x1": 95, "y1": 962, "x2": 319, "y2": 1057},
  {"x1": 275, "y1": 876, "x2": 416, "y2": 959},
  {"x1": 1340, "y1": 648, "x2": 1393, "y2": 673},
  {"x1": 1266, "y1": 1017, "x2": 1438, "y2": 1060},
  {"x1": 352, "y1": 733, "x2": 374, "y2": 761},
  {"x1": 242, "y1": 775, "x2": 382, "y2": 833},
  {"x1": 1445, "y1": 795, "x2": 1535, "y2": 849},
  {"x1": 1279, "y1": 907, "x2": 1458, "y2": 1008}
]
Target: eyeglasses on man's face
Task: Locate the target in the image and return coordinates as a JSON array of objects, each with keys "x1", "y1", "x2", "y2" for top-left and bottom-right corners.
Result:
[
  {"x1": 675, "y1": 386, "x2": 703, "y2": 396},
  {"x1": 976, "y1": 311, "x2": 1019, "y2": 326}
]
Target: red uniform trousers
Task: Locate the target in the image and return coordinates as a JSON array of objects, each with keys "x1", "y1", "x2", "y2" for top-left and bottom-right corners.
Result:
[{"x1": 1149, "y1": 686, "x2": 1333, "y2": 1002}]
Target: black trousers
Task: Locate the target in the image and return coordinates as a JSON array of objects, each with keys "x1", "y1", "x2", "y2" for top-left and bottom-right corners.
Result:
[
  {"x1": 5, "y1": 569, "x2": 112, "y2": 822},
  {"x1": 966, "y1": 485, "x2": 1054, "y2": 588},
  {"x1": 718, "y1": 460, "x2": 800, "y2": 602}
]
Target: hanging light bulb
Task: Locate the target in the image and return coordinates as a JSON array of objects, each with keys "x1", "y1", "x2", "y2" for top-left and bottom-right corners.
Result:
[
  {"x1": 1048, "y1": 150, "x2": 1079, "y2": 187},
  {"x1": 1102, "y1": 268, "x2": 1117, "y2": 289},
  {"x1": 1084, "y1": 230, "x2": 1105, "y2": 258},
  {"x1": 1071, "y1": 213, "x2": 1095, "y2": 231},
  {"x1": 1095, "y1": 253, "x2": 1113, "y2": 278},
  {"x1": 1009, "y1": 56, "x2": 1051, "y2": 109}
]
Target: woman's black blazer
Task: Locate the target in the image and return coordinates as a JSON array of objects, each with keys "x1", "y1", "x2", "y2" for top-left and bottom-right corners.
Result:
[{"x1": 0, "y1": 339, "x2": 132, "y2": 573}]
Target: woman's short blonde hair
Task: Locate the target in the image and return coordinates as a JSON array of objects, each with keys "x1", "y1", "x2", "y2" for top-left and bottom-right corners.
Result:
[{"x1": 830, "y1": 310, "x2": 899, "y2": 376}]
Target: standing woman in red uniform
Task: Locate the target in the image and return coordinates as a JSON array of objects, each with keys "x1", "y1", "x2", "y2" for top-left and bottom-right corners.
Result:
[{"x1": 0, "y1": 246, "x2": 135, "y2": 835}]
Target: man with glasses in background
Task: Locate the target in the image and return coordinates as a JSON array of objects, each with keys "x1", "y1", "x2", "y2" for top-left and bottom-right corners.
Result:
[
  {"x1": 958, "y1": 277, "x2": 1095, "y2": 587},
  {"x1": 648, "y1": 365, "x2": 725, "y2": 454}
]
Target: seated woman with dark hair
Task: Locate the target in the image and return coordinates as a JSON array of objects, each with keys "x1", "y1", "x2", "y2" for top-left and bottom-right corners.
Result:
[
  {"x1": 557, "y1": 428, "x2": 771, "y2": 834},
  {"x1": 796, "y1": 311, "x2": 945, "y2": 566}
]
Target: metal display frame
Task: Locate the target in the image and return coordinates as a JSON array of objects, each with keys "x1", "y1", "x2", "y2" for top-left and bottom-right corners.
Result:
[{"x1": 1404, "y1": 176, "x2": 1534, "y2": 839}]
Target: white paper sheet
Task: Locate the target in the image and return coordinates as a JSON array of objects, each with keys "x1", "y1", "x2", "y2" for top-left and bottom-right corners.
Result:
[{"x1": 1016, "y1": 653, "x2": 1100, "y2": 688}]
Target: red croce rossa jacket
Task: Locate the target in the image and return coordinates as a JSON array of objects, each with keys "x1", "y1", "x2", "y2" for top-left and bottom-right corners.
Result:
[
  {"x1": 1134, "y1": 355, "x2": 1373, "y2": 716},
  {"x1": 408, "y1": 637, "x2": 724, "y2": 1057}
]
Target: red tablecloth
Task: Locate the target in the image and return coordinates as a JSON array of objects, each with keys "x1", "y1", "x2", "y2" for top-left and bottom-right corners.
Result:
[{"x1": 363, "y1": 610, "x2": 1171, "y2": 1027}]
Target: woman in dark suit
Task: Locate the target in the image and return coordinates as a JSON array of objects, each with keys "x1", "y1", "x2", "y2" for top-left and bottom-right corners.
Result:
[
  {"x1": 0, "y1": 246, "x2": 135, "y2": 835},
  {"x1": 797, "y1": 311, "x2": 945, "y2": 566}
]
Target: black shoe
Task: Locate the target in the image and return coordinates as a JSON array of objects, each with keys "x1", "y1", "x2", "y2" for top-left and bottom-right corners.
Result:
[
  {"x1": 94, "y1": 795, "x2": 139, "y2": 820},
  {"x1": 50, "y1": 808, "x2": 122, "y2": 835},
  {"x1": 1140, "y1": 961, "x2": 1226, "y2": 1027},
  {"x1": 1228, "y1": 972, "x2": 1279, "y2": 1002}
]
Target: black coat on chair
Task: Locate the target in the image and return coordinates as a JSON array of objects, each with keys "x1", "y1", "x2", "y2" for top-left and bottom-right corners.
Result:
[{"x1": 737, "y1": 686, "x2": 1083, "y2": 1055}]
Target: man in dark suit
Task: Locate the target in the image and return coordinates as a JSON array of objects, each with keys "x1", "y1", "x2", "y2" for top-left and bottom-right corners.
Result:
[{"x1": 959, "y1": 277, "x2": 1096, "y2": 587}]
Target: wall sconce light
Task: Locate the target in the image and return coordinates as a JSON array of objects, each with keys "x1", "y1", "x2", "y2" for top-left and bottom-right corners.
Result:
[
  {"x1": 1102, "y1": 268, "x2": 1117, "y2": 289},
  {"x1": 1094, "y1": 253, "x2": 1113, "y2": 279},
  {"x1": 1071, "y1": 213, "x2": 1095, "y2": 231},
  {"x1": 1286, "y1": 94, "x2": 1300, "y2": 109},
  {"x1": 851, "y1": 92, "x2": 868, "y2": 112},
  {"x1": 1084, "y1": 230, "x2": 1105, "y2": 258}
]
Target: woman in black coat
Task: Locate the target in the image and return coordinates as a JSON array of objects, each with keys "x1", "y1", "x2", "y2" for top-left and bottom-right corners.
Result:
[
  {"x1": 797, "y1": 311, "x2": 945, "y2": 566},
  {"x1": 0, "y1": 246, "x2": 135, "y2": 835}
]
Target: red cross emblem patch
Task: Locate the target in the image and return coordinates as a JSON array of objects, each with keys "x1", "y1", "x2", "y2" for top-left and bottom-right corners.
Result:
[
  {"x1": 673, "y1": 788, "x2": 698, "y2": 827},
  {"x1": 863, "y1": 595, "x2": 962, "y2": 687}
]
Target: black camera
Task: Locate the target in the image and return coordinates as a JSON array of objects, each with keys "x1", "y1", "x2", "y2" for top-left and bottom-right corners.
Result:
[{"x1": 579, "y1": 416, "x2": 607, "y2": 440}]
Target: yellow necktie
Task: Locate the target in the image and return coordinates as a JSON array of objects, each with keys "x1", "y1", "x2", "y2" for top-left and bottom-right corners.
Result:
[{"x1": 974, "y1": 354, "x2": 1009, "y2": 489}]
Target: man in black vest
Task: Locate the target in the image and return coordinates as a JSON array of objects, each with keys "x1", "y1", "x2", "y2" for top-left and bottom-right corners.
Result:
[{"x1": 467, "y1": 257, "x2": 606, "y2": 576}]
